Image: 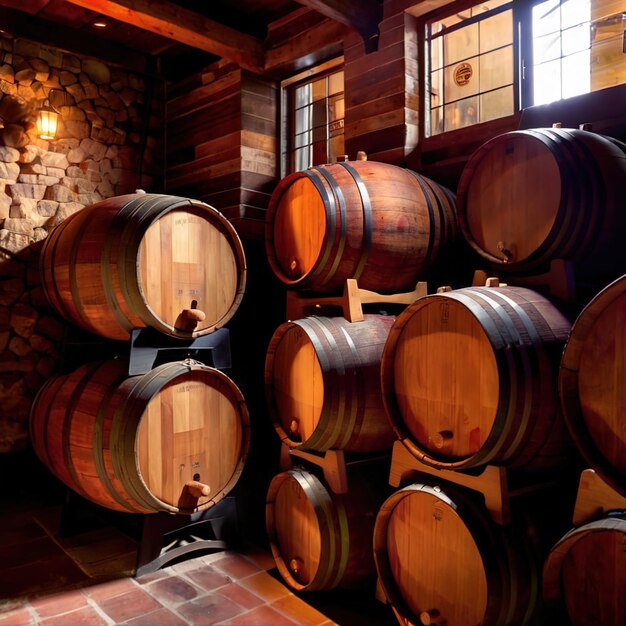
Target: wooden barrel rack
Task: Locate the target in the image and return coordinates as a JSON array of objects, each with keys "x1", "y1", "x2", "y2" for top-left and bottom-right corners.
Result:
[{"x1": 271, "y1": 278, "x2": 426, "y2": 494}]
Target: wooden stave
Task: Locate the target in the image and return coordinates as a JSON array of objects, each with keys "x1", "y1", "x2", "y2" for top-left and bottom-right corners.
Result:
[
  {"x1": 559, "y1": 274, "x2": 626, "y2": 497},
  {"x1": 265, "y1": 161, "x2": 457, "y2": 294},
  {"x1": 264, "y1": 313, "x2": 397, "y2": 453},
  {"x1": 456, "y1": 128, "x2": 626, "y2": 274},
  {"x1": 542, "y1": 516, "x2": 626, "y2": 626},
  {"x1": 39, "y1": 193, "x2": 247, "y2": 340},
  {"x1": 381, "y1": 286, "x2": 573, "y2": 471},
  {"x1": 373, "y1": 482, "x2": 542, "y2": 626},
  {"x1": 29, "y1": 359, "x2": 250, "y2": 514},
  {"x1": 265, "y1": 467, "x2": 380, "y2": 592}
]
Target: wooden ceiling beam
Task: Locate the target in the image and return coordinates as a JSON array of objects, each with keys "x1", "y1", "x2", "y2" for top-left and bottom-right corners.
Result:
[
  {"x1": 294, "y1": 0, "x2": 382, "y2": 50},
  {"x1": 62, "y1": 0, "x2": 265, "y2": 73}
]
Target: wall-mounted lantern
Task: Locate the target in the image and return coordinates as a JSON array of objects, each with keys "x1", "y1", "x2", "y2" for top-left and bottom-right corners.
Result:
[{"x1": 37, "y1": 99, "x2": 59, "y2": 140}]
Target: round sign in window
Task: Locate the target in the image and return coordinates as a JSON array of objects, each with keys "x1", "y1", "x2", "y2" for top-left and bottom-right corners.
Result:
[{"x1": 454, "y1": 62, "x2": 473, "y2": 86}]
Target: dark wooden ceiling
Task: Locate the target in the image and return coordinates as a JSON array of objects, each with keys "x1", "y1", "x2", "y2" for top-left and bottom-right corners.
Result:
[{"x1": 0, "y1": 0, "x2": 385, "y2": 78}]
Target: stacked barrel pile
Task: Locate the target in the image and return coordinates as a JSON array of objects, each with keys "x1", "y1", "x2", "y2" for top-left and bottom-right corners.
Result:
[
  {"x1": 264, "y1": 128, "x2": 626, "y2": 625},
  {"x1": 29, "y1": 192, "x2": 251, "y2": 516},
  {"x1": 263, "y1": 159, "x2": 458, "y2": 592}
]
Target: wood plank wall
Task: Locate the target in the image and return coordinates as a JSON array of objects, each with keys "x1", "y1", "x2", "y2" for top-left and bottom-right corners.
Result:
[
  {"x1": 165, "y1": 61, "x2": 278, "y2": 240},
  {"x1": 344, "y1": 10, "x2": 419, "y2": 165}
]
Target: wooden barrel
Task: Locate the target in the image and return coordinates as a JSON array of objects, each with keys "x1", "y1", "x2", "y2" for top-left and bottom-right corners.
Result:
[
  {"x1": 374, "y1": 482, "x2": 543, "y2": 626},
  {"x1": 265, "y1": 467, "x2": 382, "y2": 591},
  {"x1": 381, "y1": 286, "x2": 573, "y2": 471},
  {"x1": 29, "y1": 359, "x2": 250, "y2": 514},
  {"x1": 265, "y1": 160, "x2": 457, "y2": 293},
  {"x1": 39, "y1": 193, "x2": 247, "y2": 340},
  {"x1": 265, "y1": 314, "x2": 396, "y2": 452},
  {"x1": 560, "y1": 274, "x2": 626, "y2": 496},
  {"x1": 543, "y1": 515, "x2": 626, "y2": 625},
  {"x1": 456, "y1": 128, "x2": 626, "y2": 274}
]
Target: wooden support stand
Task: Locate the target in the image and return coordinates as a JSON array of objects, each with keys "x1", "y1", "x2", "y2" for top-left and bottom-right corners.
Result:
[
  {"x1": 280, "y1": 442, "x2": 390, "y2": 495},
  {"x1": 388, "y1": 440, "x2": 562, "y2": 526},
  {"x1": 472, "y1": 258, "x2": 576, "y2": 302},
  {"x1": 571, "y1": 469, "x2": 626, "y2": 526},
  {"x1": 286, "y1": 279, "x2": 428, "y2": 322}
]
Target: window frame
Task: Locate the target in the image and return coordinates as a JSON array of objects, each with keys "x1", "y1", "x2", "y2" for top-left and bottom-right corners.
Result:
[{"x1": 280, "y1": 57, "x2": 345, "y2": 176}]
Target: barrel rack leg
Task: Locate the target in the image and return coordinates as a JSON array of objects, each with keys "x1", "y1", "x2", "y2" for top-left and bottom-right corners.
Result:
[{"x1": 135, "y1": 496, "x2": 238, "y2": 577}]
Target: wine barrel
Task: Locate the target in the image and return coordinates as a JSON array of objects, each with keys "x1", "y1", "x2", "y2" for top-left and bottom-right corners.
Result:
[
  {"x1": 381, "y1": 286, "x2": 573, "y2": 471},
  {"x1": 39, "y1": 193, "x2": 247, "y2": 340},
  {"x1": 374, "y1": 483, "x2": 543, "y2": 626},
  {"x1": 29, "y1": 359, "x2": 250, "y2": 514},
  {"x1": 265, "y1": 467, "x2": 382, "y2": 592},
  {"x1": 265, "y1": 160, "x2": 457, "y2": 293},
  {"x1": 560, "y1": 274, "x2": 626, "y2": 496},
  {"x1": 543, "y1": 515, "x2": 626, "y2": 626},
  {"x1": 265, "y1": 314, "x2": 396, "y2": 452},
  {"x1": 456, "y1": 128, "x2": 626, "y2": 274}
]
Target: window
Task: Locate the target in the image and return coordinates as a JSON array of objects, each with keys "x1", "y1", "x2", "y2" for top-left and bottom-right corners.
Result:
[
  {"x1": 423, "y1": 0, "x2": 626, "y2": 137},
  {"x1": 426, "y1": 1, "x2": 514, "y2": 136},
  {"x1": 282, "y1": 61, "x2": 345, "y2": 173}
]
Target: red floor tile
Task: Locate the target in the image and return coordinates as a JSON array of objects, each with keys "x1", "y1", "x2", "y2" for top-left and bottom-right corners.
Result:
[
  {"x1": 215, "y1": 583, "x2": 264, "y2": 611},
  {"x1": 38, "y1": 606, "x2": 109, "y2": 626},
  {"x1": 144, "y1": 575, "x2": 201, "y2": 605},
  {"x1": 31, "y1": 590, "x2": 87, "y2": 618},
  {"x1": 184, "y1": 567, "x2": 231, "y2": 592},
  {"x1": 0, "y1": 606, "x2": 35, "y2": 625},
  {"x1": 218, "y1": 604, "x2": 299, "y2": 626},
  {"x1": 97, "y1": 587, "x2": 163, "y2": 623},
  {"x1": 209, "y1": 554, "x2": 262, "y2": 581},
  {"x1": 81, "y1": 577, "x2": 137, "y2": 602},
  {"x1": 176, "y1": 592, "x2": 244, "y2": 625},
  {"x1": 121, "y1": 607, "x2": 188, "y2": 625}
]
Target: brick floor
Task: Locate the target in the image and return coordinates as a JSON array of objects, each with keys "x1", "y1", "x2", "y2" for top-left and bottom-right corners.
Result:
[{"x1": 0, "y1": 551, "x2": 349, "y2": 626}]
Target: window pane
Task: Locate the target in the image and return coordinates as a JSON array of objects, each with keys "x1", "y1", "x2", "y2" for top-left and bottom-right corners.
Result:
[
  {"x1": 311, "y1": 78, "x2": 327, "y2": 102},
  {"x1": 445, "y1": 57, "x2": 480, "y2": 102},
  {"x1": 430, "y1": 106, "x2": 443, "y2": 136},
  {"x1": 591, "y1": 16, "x2": 626, "y2": 90},
  {"x1": 295, "y1": 147, "x2": 310, "y2": 172},
  {"x1": 533, "y1": 0, "x2": 561, "y2": 36},
  {"x1": 562, "y1": 22, "x2": 591, "y2": 54},
  {"x1": 329, "y1": 94, "x2": 344, "y2": 122},
  {"x1": 430, "y1": 34, "x2": 443, "y2": 71},
  {"x1": 479, "y1": 85, "x2": 514, "y2": 121},
  {"x1": 329, "y1": 134, "x2": 344, "y2": 163},
  {"x1": 430, "y1": 69, "x2": 444, "y2": 106},
  {"x1": 562, "y1": 49, "x2": 591, "y2": 96},
  {"x1": 479, "y1": 46, "x2": 514, "y2": 91},
  {"x1": 480, "y1": 11, "x2": 513, "y2": 53},
  {"x1": 534, "y1": 59, "x2": 562, "y2": 103},
  {"x1": 295, "y1": 105, "x2": 311, "y2": 134},
  {"x1": 534, "y1": 31, "x2": 562, "y2": 63},
  {"x1": 444, "y1": 97, "x2": 479, "y2": 131},
  {"x1": 295, "y1": 84, "x2": 311, "y2": 109},
  {"x1": 444, "y1": 23, "x2": 479, "y2": 65},
  {"x1": 562, "y1": 0, "x2": 591, "y2": 28},
  {"x1": 294, "y1": 131, "x2": 310, "y2": 149},
  {"x1": 328, "y1": 71, "x2": 343, "y2": 95}
]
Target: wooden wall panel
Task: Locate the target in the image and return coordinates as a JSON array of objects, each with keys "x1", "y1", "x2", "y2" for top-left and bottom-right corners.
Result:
[
  {"x1": 166, "y1": 63, "x2": 279, "y2": 241},
  {"x1": 344, "y1": 11, "x2": 419, "y2": 164}
]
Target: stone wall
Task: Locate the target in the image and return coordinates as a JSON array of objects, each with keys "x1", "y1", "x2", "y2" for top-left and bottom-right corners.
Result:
[{"x1": 0, "y1": 37, "x2": 163, "y2": 452}]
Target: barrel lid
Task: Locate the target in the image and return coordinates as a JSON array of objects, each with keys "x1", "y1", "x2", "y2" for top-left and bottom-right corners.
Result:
[
  {"x1": 136, "y1": 364, "x2": 248, "y2": 512},
  {"x1": 271, "y1": 324, "x2": 324, "y2": 445},
  {"x1": 385, "y1": 489, "x2": 488, "y2": 624},
  {"x1": 543, "y1": 518, "x2": 626, "y2": 625},
  {"x1": 561, "y1": 276, "x2": 626, "y2": 491},
  {"x1": 460, "y1": 132, "x2": 561, "y2": 264},
  {"x1": 390, "y1": 297, "x2": 499, "y2": 461},
  {"x1": 271, "y1": 472, "x2": 322, "y2": 588},
  {"x1": 137, "y1": 204, "x2": 244, "y2": 336},
  {"x1": 271, "y1": 175, "x2": 327, "y2": 283}
]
